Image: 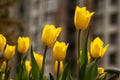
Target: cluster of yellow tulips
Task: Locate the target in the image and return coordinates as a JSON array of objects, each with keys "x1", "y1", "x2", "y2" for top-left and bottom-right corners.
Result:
[{"x1": 0, "y1": 5, "x2": 110, "y2": 80}]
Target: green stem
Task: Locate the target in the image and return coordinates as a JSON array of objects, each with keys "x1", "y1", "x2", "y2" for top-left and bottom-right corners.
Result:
[
  {"x1": 5, "y1": 60, "x2": 8, "y2": 80},
  {"x1": 41, "y1": 46, "x2": 48, "y2": 79},
  {"x1": 78, "y1": 30, "x2": 81, "y2": 80},
  {"x1": 57, "y1": 61, "x2": 60, "y2": 80},
  {"x1": 78, "y1": 30, "x2": 81, "y2": 59}
]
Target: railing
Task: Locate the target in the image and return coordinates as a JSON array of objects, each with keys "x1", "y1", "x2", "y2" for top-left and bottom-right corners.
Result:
[{"x1": 105, "y1": 67, "x2": 120, "y2": 80}]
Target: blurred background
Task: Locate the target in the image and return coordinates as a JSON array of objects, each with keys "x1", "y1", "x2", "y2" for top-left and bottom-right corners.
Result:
[{"x1": 0, "y1": 0, "x2": 120, "y2": 79}]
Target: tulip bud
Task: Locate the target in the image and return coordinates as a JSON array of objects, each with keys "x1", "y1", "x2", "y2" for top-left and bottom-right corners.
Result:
[
  {"x1": 98, "y1": 67, "x2": 106, "y2": 79},
  {"x1": 33, "y1": 52, "x2": 43, "y2": 69},
  {"x1": 0, "y1": 61, "x2": 6, "y2": 72},
  {"x1": 18, "y1": 36, "x2": 30, "y2": 53},
  {"x1": 98, "y1": 67, "x2": 104, "y2": 74},
  {"x1": 74, "y1": 6, "x2": 95, "y2": 30},
  {"x1": 42, "y1": 24, "x2": 62, "y2": 47},
  {"x1": 25, "y1": 60, "x2": 31, "y2": 74},
  {"x1": 90, "y1": 37, "x2": 109, "y2": 58},
  {"x1": 53, "y1": 41, "x2": 69, "y2": 61},
  {"x1": 4, "y1": 44, "x2": 16, "y2": 60}
]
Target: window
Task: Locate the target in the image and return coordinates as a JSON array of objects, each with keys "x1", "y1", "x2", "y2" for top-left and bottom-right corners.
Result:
[
  {"x1": 110, "y1": 13, "x2": 118, "y2": 25},
  {"x1": 109, "y1": 52, "x2": 117, "y2": 65},
  {"x1": 110, "y1": 33, "x2": 117, "y2": 45}
]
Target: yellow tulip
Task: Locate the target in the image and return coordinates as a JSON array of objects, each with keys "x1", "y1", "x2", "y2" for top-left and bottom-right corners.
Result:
[
  {"x1": 25, "y1": 60, "x2": 31, "y2": 74},
  {"x1": 2, "y1": 73, "x2": 5, "y2": 80},
  {"x1": 42, "y1": 24, "x2": 62, "y2": 47},
  {"x1": 54, "y1": 61, "x2": 63, "y2": 74},
  {"x1": 53, "y1": 41, "x2": 69, "y2": 61},
  {"x1": 18, "y1": 36, "x2": 30, "y2": 53},
  {"x1": 4, "y1": 44, "x2": 16, "y2": 60},
  {"x1": 90, "y1": 37, "x2": 109, "y2": 58},
  {"x1": 98, "y1": 67, "x2": 104, "y2": 74},
  {"x1": 98, "y1": 67, "x2": 106, "y2": 79},
  {"x1": 33, "y1": 52, "x2": 43, "y2": 69},
  {"x1": 0, "y1": 61, "x2": 6, "y2": 72},
  {"x1": 74, "y1": 6, "x2": 95, "y2": 30},
  {"x1": 1, "y1": 73, "x2": 13, "y2": 80},
  {"x1": 0, "y1": 34, "x2": 6, "y2": 51}
]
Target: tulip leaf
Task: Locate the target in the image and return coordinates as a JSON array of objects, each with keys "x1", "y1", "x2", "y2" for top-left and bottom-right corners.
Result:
[
  {"x1": 31, "y1": 46, "x2": 40, "y2": 80},
  {"x1": 85, "y1": 59, "x2": 98, "y2": 80},
  {"x1": 60, "y1": 63, "x2": 69, "y2": 80},
  {"x1": 79, "y1": 27, "x2": 91, "y2": 80},
  {"x1": 49, "y1": 73, "x2": 54, "y2": 80},
  {"x1": 67, "y1": 70, "x2": 72, "y2": 80}
]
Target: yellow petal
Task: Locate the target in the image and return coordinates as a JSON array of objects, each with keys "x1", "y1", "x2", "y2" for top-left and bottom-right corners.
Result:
[
  {"x1": 25, "y1": 60, "x2": 31, "y2": 74},
  {"x1": 94, "y1": 37, "x2": 103, "y2": 47},
  {"x1": 101, "y1": 44, "x2": 109, "y2": 58},
  {"x1": 91, "y1": 44, "x2": 101, "y2": 58}
]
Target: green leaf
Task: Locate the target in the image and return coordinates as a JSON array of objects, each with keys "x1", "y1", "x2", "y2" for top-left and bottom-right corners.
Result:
[
  {"x1": 31, "y1": 46, "x2": 40, "y2": 80},
  {"x1": 60, "y1": 63, "x2": 69, "y2": 80},
  {"x1": 85, "y1": 59, "x2": 98, "y2": 80},
  {"x1": 49, "y1": 73, "x2": 54, "y2": 80},
  {"x1": 79, "y1": 27, "x2": 91, "y2": 80},
  {"x1": 67, "y1": 70, "x2": 72, "y2": 80}
]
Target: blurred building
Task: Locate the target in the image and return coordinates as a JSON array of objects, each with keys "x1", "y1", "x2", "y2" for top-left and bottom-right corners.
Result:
[{"x1": 93, "y1": 0, "x2": 120, "y2": 68}]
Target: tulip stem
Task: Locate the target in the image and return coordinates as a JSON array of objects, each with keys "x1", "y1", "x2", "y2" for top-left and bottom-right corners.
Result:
[
  {"x1": 57, "y1": 61, "x2": 60, "y2": 80},
  {"x1": 78, "y1": 30, "x2": 81, "y2": 80},
  {"x1": 41, "y1": 46, "x2": 48, "y2": 80},
  {"x1": 78, "y1": 30, "x2": 81, "y2": 59}
]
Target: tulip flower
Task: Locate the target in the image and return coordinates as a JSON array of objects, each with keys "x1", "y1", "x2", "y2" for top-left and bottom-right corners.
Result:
[
  {"x1": 18, "y1": 36, "x2": 30, "y2": 53},
  {"x1": 0, "y1": 34, "x2": 6, "y2": 51},
  {"x1": 42, "y1": 24, "x2": 62, "y2": 47},
  {"x1": 98, "y1": 67, "x2": 106, "y2": 79},
  {"x1": 2, "y1": 73, "x2": 5, "y2": 80},
  {"x1": 4, "y1": 44, "x2": 16, "y2": 60},
  {"x1": 53, "y1": 41, "x2": 69, "y2": 61},
  {"x1": 0, "y1": 61, "x2": 6, "y2": 72},
  {"x1": 90, "y1": 37, "x2": 109, "y2": 58},
  {"x1": 33, "y1": 52, "x2": 43, "y2": 69},
  {"x1": 25, "y1": 60, "x2": 31, "y2": 74},
  {"x1": 98, "y1": 67, "x2": 104, "y2": 74},
  {"x1": 74, "y1": 6, "x2": 95, "y2": 30},
  {"x1": 54, "y1": 61, "x2": 63, "y2": 74}
]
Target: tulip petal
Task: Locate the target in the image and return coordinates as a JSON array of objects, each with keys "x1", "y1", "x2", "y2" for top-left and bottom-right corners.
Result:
[{"x1": 101, "y1": 44, "x2": 109, "y2": 57}]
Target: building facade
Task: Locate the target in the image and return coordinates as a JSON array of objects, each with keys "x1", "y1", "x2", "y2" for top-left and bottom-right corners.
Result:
[{"x1": 93, "y1": 0, "x2": 120, "y2": 68}]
